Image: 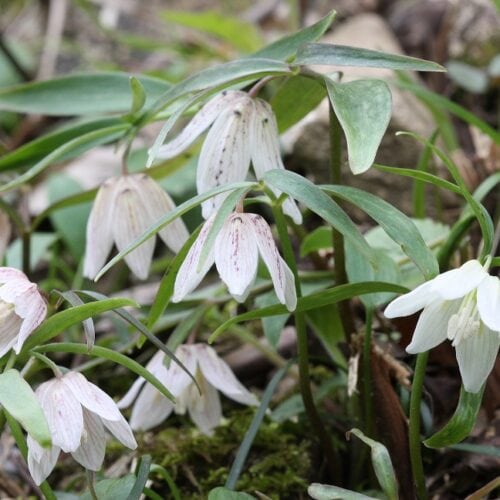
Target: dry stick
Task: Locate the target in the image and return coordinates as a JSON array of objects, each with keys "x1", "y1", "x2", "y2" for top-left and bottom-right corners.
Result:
[{"x1": 329, "y1": 103, "x2": 356, "y2": 339}]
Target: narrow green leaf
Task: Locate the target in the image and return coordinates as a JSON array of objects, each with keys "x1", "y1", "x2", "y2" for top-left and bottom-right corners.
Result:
[
  {"x1": 325, "y1": 78, "x2": 392, "y2": 174},
  {"x1": 322, "y1": 184, "x2": 439, "y2": 279},
  {"x1": 162, "y1": 10, "x2": 263, "y2": 52},
  {"x1": 348, "y1": 428, "x2": 398, "y2": 500},
  {"x1": 129, "y1": 76, "x2": 147, "y2": 115},
  {"x1": 35, "y1": 343, "x2": 174, "y2": 402},
  {"x1": 412, "y1": 130, "x2": 438, "y2": 218},
  {"x1": 95, "y1": 181, "x2": 257, "y2": 280},
  {"x1": 252, "y1": 10, "x2": 336, "y2": 61},
  {"x1": 226, "y1": 361, "x2": 291, "y2": 490},
  {"x1": 308, "y1": 483, "x2": 376, "y2": 500},
  {"x1": 296, "y1": 44, "x2": 445, "y2": 72},
  {"x1": 424, "y1": 386, "x2": 484, "y2": 448},
  {"x1": 0, "y1": 72, "x2": 171, "y2": 115},
  {"x1": 22, "y1": 297, "x2": 138, "y2": 353},
  {"x1": 271, "y1": 75, "x2": 326, "y2": 132},
  {"x1": 263, "y1": 169, "x2": 375, "y2": 263},
  {"x1": 0, "y1": 125, "x2": 129, "y2": 193},
  {"x1": 209, "y1": 281, "x2": 407, "y2": 342},
  {"x1": 0, "y1": 369, "x2": 52, "y2": 447},
  {"x1": 127, "y1": 455, "x2": 152, "y2": 500},
  {"x1": 0, "y1": 117, "x2": 122, "y2": 172},
  {"x1": 449, "y1": 443, "x2": 500, "y2": 457},
  {"x1": 208, "y1": 488, "x2": 255, "y2": 500}
]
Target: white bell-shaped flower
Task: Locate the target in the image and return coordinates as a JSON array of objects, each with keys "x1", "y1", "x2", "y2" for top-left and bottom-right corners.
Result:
[
  {"x1": 384, "y1": 259, "x2": 500, "y2": 393},
  {"x1": 27, "y1": 371, "x2": 137, "y2": 485},
  {"x1": 118, "y1": 344, "x2": 258, "y2": 435},
  {"x1": 0, "y1": 267, "x2": 46, "y2": 357},
  {"x1": 84, "y1": 173, "x2": 189, "y2": 280},
  {"x1": 172, "y1": 212, "x2": 297, "y2": 311},
  {"x1": 156, "y1": 90, "x2": 302, "y2": 224}
]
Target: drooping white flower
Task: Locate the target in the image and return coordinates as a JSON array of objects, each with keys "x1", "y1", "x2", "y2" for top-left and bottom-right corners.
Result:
[
  {"x1": 156, "y1": 90, "x2": 302, "y2": 224},
  {"x1": 84, "y1": 173, "x2": 189, "y2": 280},
  {"x1": 384, "y1": 259, "x2": 500, "y2": 393},
  {"x1": 118, "y1": 344, "x2": 258, "y2": 435},
  {"x1": 0, "y1": 267, "x2": 46, "y2": 357},
  {"x1": 27, "y1": 371, "x2": 137, "y2": 485},
  {"x1": 172, "y1": 212, "x2": 297, "y2": 311}
]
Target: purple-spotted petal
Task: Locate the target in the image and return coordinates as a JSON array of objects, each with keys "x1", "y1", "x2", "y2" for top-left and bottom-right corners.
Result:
[
  {"x1": 214, "y1": 214, "x2": 258, "y2": 302},
  {"x1": 157, "y1": 91, "x2": 248, "y2": 160},
  {"x1": 248, "y1": 214, "x2": 297, "y2": 311}
]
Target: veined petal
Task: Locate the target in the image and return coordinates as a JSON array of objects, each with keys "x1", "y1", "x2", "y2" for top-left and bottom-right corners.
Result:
[
  {"x1": 430, "y1": 260, "x2": 487, "y2": 300},
  {"x1": 62, "y1": 372, "x2": 121, "y2": 421},
  {"x1": 477, "y1": 275, "x2": 500, "y2": 332},
  {"x1": 102, "y1": 413, "x2": 137, "y2": 450},
  {"x1": 384, "y1": 280, "x2": 436, "y2": 318},
  {"x1": 133, "y1": 174, "x2": 189, "y2": 254},
  {"x1": 0, "y1": 267, "x2": 27, "y2": 284},
  {"x1": 455, "y1": 324, "x2": 500, "y2": 393},
  {"x1": 0, "y1": 278, "x2": 33, "y2": 305},
  {"x1": 165, "y1": 345, "x2": 198, "y2": 396},
  {"x1": 406, "y1": 299, "x2": 460, "y2": 354},
  {"x1": 0, "y1": 303, "x2": 22, "y2": 358},
  {"x1": 83, "y1": 178, "x2": 118, "y2": 279},
  {"x1": 197, "y1": 99, "x2": 253, "y2": 219},
  {"x1": 112, "y1": 177, "x2": 156, "y2": 279},
  {"x1": 214, "y1": 214, "x2": 258, "y2": 302},
  {"x1": 157, "y1": 91, "x2": 247, "y2": 160},
  {"x1": 197, "y1": 345, "x2": 258, "y2": 406},
  {"x1": 172, "y1": 215, "x2": 216, "y2": 302},
  {"x1": 186, "y1": 377, "x2": 222, "y2": 436},
  {"x1": 13, "y1": 286, "x2": 47, "y2": 354},
  {"x1": 250, "y1": 99, "x2": 303, "y2": 225},
  {"x1": 71, "y1": 409, "x2": 106, "y2": 471},
  {"x1": 27, "y1": 435, "x2": 60, "y2": 485},
  {"x1": 249, "y1": 214, "x2": 297, "y2": 311},
  {"x1": 129, "y1": 383, "x2": 175, "y2": 431},
  {"x1": 37, "y1": 379, "x2": 83, "y2": 453}
]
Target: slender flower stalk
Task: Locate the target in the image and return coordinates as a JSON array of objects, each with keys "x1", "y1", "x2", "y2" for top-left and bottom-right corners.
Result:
[
  {"x1": 84, "y1": 173, "x2": 189, "y2": 280},
  {"x1": 155, "y1": 90, "x2": 302, "y2": 223},
  {"x1": 172, "y1": 211, "x2": 297, "y2": 311},
  {"x1": 27, "y1": 371, "x2": 137, "y2": 485},
  {"x1": 118, "y1": 344, "x2": 258, "y2": 435}
]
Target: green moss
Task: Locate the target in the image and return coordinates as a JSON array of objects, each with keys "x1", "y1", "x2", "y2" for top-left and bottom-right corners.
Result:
[{"x1": 136, "y1": 408, "x2": 312, "y2": 499}]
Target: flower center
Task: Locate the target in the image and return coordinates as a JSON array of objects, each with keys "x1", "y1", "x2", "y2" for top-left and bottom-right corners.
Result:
[{"x1": 447, "y1": 292, "x2": 480, "y2": 346}]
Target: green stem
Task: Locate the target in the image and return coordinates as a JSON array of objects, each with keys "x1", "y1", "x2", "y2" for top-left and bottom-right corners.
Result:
[
  {"x1": 409, "y1": 352, "x2": 429, "y2": 500},
  {"x1": 272, "y1": 204, "x2": 341, "y2": 483},
  {"x1": 86, "y1": 470, "x2": 99, "y2": 500},
  {"x1": 22, "y1": 229, "x2": 31, "y2": 278},
  {"x1": 329, "y1": 103, "x2": 355, "y2": 338},
  {"x1": 362, "y1": 308, "x2": 374, "y2": 438}
]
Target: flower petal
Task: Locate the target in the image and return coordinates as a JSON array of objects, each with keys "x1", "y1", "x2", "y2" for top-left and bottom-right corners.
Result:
[
  {"x1": 112, "y1": 177, "x2": 156, "y2": 279},
  {"x1": 157, "y1": 91, "x2": 247, "y2": 160},
  {"x1": 384, "y1": 280, "x2": 436, "y2": 318},
  {"x1": 129, "y1": 383, "x2": 174, "y2": 431},
  {"x1": 37, "y1": 379, "x2": 83, "y2": 453},
  {"x1": 13, "y1": 286, "x2": 46, "y2": 354},
  {"x1": 83, "y1": 178, "x2": 118, "y2": 279},
  {"x1": 166, "y1": 346, "x2": 198, "y2": 396},
  {"x1": 102, "y1": 413, "x2": 137, "y2": 450},
  {"x1": 248, "y1": 214, "x2": 297, "y2": 311},
  {"x1": 197, "y1": 99, "x2": 253, "y2": 219},
  {"x1": 27, "y1": 435, "x2": 60, "y2": 485},
  {"x1": 197, "y1": 345, "x2": 258, "y2": 406},
  {"x1": 172, "y1": 215, "x2": 216, "y2": 302},
  {"x1": 250, "y1": 99, "x2": 302, "y2": 224},
  {"x1": 0, "y1": 267, "x2": 28, "y2": 284},
  {"x1": 0, "y1": 304, "x2": 22, "y2": 358},
  {"x1": 214, "y1": 214, "x2": 258, "y2": 302},
  {"x1": 406, "y1": 299, "x2": 461, "y2": 354},
  {"x1": 477, "y1": 275, "x2": 500, "y2": 332},
  {"x1": 431, "y1": 259, "x2": 487, "y2": 300},
  {"x1": 61, "y1": 372, "x2": 122, "y2": 421},
  {"x1": 71, "y1": 409, "x2": 106, "y2": 471},
  {"x1": 186, "y1": 378, "x2": 222, "y2": 436},
  {"x1": 455, "y1": 324, "x2": 500, "y2": 393},
  {"x1": 133, "y1": 174, "x2": 189, "y2": 254}
]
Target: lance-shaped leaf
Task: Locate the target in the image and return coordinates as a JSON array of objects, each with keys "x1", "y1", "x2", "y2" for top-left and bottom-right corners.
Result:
[
  {"x1": 325, "y1": 78, "x2": 392, "y2": 174},
  {"x1": 0, "y1": 369, "x2": 51, "y2": 447},
  {"x1": 308, "y1": 483, "x2": 376, "y2": 500},
  {"x1": 296, "y1": 43, "x2": 445, "y2": 72}
]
